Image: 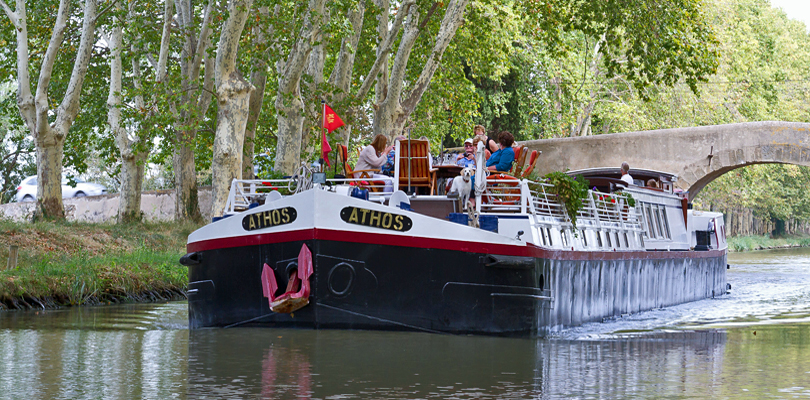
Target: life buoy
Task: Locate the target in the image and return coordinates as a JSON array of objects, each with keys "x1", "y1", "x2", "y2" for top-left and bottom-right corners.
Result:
[{"x1": 483, "y1": 174, "x2": 521, "y2": 205}]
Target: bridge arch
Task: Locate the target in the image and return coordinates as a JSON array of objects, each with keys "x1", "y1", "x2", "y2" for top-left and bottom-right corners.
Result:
[{"x1": 523, "y1": 121, "x2": 810, "y2": 200}]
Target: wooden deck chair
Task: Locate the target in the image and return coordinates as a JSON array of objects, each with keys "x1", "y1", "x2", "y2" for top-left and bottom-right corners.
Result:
[
  {"x1": 338, "y1": 144, "x2": 385, "y2": 192},
  {"x1": 512, "y1": 146, "x2": 529, "y2": 176},
  {"x1": 394, "y1": 139, "x2": 436, "y2": 195},
  {"x1": 492, "y1": 145, "x2": 524, "y2": 175},
  {"x1": 521, "y1": 150, "x2": 539, "y2": 178}
]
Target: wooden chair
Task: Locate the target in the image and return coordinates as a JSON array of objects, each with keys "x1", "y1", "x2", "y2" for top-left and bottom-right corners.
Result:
[
  {"x1": 521, "y1": 150, "x2": 539, "y2": 178},
  {"x1": 394, "y1": 139, "x2": 436, "y2": 195},
  {"x1": 512, "y1": 146, "x2": 529, "y2": 176},
  {"x1": 490, "y1": 145, "x2": 524, "y2": 176},
  {"x1": 338, "y1": 144, "x2": 385, "y2": 192}
]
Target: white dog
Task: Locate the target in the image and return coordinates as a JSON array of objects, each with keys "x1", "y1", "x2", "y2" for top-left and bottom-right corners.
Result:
[{"x1": 449, "y1": 167, "x2": 473, "y2": 210}]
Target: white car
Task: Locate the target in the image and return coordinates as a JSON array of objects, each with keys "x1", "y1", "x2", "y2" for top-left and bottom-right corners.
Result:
[{"x1": 15, "y1": 175, "x2": 107, "y2": 202}]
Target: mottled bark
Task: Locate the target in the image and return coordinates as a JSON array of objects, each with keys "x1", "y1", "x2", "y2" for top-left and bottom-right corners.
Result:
[
  {"x1": 242, "y1": 66, "x2": 267, "y2": 180},
  {"x1": 172, "y1": 0, "x2": 215, "y2": 222},
  {"x1": 108, "y1": 10, "x2": 146, "y2": 223},
  {"x1": 211, "y1": 0, "x2": 255, "y2": 218}
]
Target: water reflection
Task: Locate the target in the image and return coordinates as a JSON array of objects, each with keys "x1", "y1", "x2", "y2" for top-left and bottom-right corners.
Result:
[
  {"x1": 0, "y1": 304, "x2": 188, "y2": 400},
  {"x1": 1, "y1": 249, "x2": 810, "y2": 398},
  {"x1": 185, "y1": 328, "x2": 739, "y2": 399}
]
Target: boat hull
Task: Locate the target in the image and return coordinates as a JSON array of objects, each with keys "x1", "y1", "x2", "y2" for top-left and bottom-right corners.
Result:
[{"x1": 187, "y1": 233, "x2": 726, "y2": 336}]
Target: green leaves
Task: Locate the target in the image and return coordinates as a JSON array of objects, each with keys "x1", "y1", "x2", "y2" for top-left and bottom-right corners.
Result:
[{"x1": 543, "y1": 171, "x2": 589, "y2": 231}]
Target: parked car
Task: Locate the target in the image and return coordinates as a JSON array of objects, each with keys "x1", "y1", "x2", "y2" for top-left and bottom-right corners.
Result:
[{"x1": 15, "y1": 175, "x2": 107, "y2": 202}]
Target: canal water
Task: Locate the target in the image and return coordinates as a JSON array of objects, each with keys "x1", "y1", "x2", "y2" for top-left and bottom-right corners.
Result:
[{"x1": 2, "y1": 249, "x2": 810, "y2": 399}]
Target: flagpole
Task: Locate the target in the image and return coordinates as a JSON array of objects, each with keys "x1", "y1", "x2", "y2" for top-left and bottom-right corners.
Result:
[{"x1": 320, "y1": 101, "x2": 326, "y2": 173}]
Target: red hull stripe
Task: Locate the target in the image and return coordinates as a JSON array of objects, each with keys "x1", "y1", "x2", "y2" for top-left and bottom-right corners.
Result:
[{"x1": 187, "y1": 228, "x2": 725, "y2": 261}]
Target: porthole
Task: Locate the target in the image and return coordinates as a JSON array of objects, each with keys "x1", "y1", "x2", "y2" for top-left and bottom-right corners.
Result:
[{"x1": 328, "y1": 262, "x2": 356, "y2": 297}]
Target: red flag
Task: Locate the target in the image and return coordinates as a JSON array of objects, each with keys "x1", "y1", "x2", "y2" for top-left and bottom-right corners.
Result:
[
  {"x1": 322, "y1": 104, "x2": 344, "y2": 166},
  {"x1": 323, "y1": 104, "x2": 345, "y2": 132},
  {"x1": 321, "y1": 129, "x2": 332, "y2": 166}
]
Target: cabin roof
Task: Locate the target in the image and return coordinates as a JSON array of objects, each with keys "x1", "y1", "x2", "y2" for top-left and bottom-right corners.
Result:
[{"x1": 566, "y1": 167, "x2": 677, "y2": 182}]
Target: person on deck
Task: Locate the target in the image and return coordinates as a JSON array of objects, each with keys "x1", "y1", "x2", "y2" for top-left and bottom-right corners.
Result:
[
  {"x1": 486, "y1": 131, "x2": 516, "y2": 172},
  {"x1": 380, "y1": 135, "x2": 406, "y2": 176},
  {"x1": 356, "y1": 134, "x2": 394, "y2": 192},
  {"x1": 620, "y1": 162, "x2": 634, "y2": 186},
  {"x1": 456, "y1": 138, "x2": 476, "y2": 168},
  {"x1": 473, "y1": 125, "x2": 499, "y2": 155}
]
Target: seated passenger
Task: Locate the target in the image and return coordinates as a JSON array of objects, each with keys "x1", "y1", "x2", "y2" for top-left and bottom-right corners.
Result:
[
  {"x1": 356, "y1": 134, "x2": 395, "y2": 192},
  {"x1": 647, "y1": 179, "x2": 659, "y2": 188},
  {"x1": 472, "y1": 136, "x2": 491, "y2": 160},
  {"x1": 456, "y1": 138, "x2": 476, "y2": 168},
  {"x1": 380, "y1": 135, "x2": 405, "y2": 176},
  {"x1": 486, "y1": 131, "x2": 516, "y2": 172}
]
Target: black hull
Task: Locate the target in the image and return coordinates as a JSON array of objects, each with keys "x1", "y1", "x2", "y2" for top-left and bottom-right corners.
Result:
[{"x1": 187, "y1": 236, "x2": 726, "y2": 336}]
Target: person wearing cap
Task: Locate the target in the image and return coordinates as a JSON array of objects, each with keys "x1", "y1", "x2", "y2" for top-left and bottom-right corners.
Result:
[{"x1": 455, "y1": 138, "x2": 476, "y2": 168}]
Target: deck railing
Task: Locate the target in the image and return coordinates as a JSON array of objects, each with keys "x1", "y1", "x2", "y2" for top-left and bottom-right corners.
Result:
[
  {"x1": 514, "y1": 180, "x2": 643, "y2": 230},
  {"x1": 223, "y1": 178, "x2": 392, "y2": 215}
]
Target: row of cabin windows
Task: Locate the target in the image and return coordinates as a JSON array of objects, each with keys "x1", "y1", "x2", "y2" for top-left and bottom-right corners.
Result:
[
  {"x1": 581, "y1": 229, "x2": 639, "y2": 249},
  {"x1": 539, "y1": 226, "x2": 642, "y2": 250},
  {"x1": 642, "y1": 202, "x2": 671, "y2": 240}
]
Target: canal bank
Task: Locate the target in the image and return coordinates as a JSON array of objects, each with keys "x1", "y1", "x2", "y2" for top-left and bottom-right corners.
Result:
[
  {"x1": 0, "y1": 220, "x2": 196, "y2": 310},
  {"x1": 728, "y1": 234, "x2": 810, "y2": 252}
]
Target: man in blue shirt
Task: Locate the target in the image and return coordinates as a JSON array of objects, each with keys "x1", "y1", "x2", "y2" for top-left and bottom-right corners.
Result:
[{"x1": 456, "y1": 138, "x2": 476, "y2": 168}]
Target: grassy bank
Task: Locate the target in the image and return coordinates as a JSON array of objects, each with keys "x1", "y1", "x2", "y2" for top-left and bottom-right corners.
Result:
[
  {"x1": 728, "y1": 234, "x2": 810, "y2": 252},
  {"x1": 0, "y1": 220, "x2": 200, "y2": 310}
]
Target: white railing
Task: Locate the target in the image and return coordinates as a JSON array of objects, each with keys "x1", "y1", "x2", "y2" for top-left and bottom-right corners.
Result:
[
  {"x1": 483, "y1": 178, "x2": 644, "y2": 231},
  {"x1": 223, "y1": 179, "x2": 297, "y2": 214},
  {"x1": 526, "y1": 181, "x2": 567, "y2": 219},
  {"x1": 479, "y1": 174, "x2": 525, "y2": 212},
  {"x1": 222, "y1": 177, "x2": 393, "y2": 215}
]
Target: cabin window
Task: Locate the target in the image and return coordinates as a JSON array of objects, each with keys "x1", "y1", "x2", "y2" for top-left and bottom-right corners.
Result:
[
  {"x1": 596, "y1": 230, "x2": 603, "y2": 247},
  {"x1": 657, "y1": 207, "x2": 671, "y2": 239},
  {"x1": 541, "y1": 227, "x2": 548, "y2": 246},
  {"x1": 547, "y1": 228, "x2": 553, "y2": 246},
  {"x1": 560, "y1": 229, "x2": 569, "y2": 247},
  {"x1": 623, "y1": 232, "x2": 630, "y2": 248},
  {"x1": 644, "y1": 204, "x2": 656, "y2": 237},
  {"x1": 605, "y1": 231, "x2": 612, "y2": 248},
  {"x1": 614, "y1": 232, "x2": 621, "y2": 248},
  {"x1": 638, "y1": 233, "x2": 645, "y2": 247},
  {"x1": 582, "y1": 230, "x2": 589, "y2": 247},
  {"x1": 653, "y1": 208, "x2": 664, "y2": 239}
]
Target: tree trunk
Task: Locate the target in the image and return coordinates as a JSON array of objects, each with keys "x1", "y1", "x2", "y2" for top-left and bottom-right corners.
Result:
[
  {"x1": 108, "y1": 9, "x2": 147, "y2": 223},
  {"x1": 210, "y1": 0, "x2": 255, "y2": 218},
  {"x1": 242, "y1": 66, "x2": 267, "y2": 180},
  {"x1": 273, "y1": 0, "x2": 326, "y2": 174},
  {"x1": 172, "y1": 0, "x2": 215, "y2": 222},
  {"x1": 35, "y1": 138, "x2": 66, "y2": 220},
  {"x1": 274, "y1": 92, "x2": 307, "y2": 174}
]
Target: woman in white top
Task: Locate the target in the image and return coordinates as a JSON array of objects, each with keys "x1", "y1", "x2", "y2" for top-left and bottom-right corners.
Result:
[{"x1": 355, "y1": 134, "x2": 394, "y2": 192}]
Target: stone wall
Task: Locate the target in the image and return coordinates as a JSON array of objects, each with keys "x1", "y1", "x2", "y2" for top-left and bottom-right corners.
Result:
[{"x1": 0, "y1": 187, "x2": 213, "y2": 223}]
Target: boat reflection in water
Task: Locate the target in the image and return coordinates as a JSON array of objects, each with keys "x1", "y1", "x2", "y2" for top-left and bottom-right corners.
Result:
[{"x1": 186, "y1": 328, "x2": 728, "y2": 398}]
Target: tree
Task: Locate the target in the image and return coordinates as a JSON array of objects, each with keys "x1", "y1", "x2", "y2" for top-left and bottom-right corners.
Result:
[
  {"x1": 1, "y1": 0, "x2": 100, "y2": 220},
  {"x1": 210, "y1": 0, "x2": 255, "y2": 217}
]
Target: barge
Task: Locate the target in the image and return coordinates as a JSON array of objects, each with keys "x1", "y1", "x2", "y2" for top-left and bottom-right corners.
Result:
[{"x1": 182, "y1": 144, "x2": 727, "y2": 336}]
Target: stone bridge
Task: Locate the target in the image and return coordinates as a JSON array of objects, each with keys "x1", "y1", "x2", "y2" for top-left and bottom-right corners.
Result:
[{"x1": 522, "y1": 121, "x2": 810, "y2": 199}]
